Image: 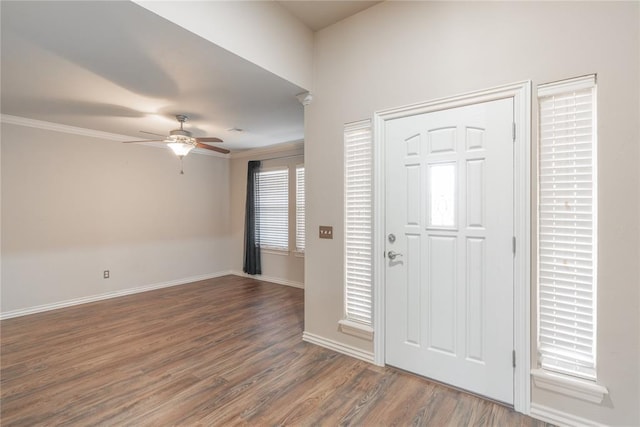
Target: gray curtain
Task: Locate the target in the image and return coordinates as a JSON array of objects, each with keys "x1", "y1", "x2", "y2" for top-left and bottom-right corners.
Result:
[{"x1": 243, "y1": 160, "x2": 261, "y2": 275}]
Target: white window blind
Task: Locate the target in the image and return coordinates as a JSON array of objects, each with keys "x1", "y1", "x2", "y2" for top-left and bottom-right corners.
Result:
[
  {"x1": 296, "y1": 165, "x2": 305, "y2": 252},
  {"x1": 344, "y1": 121, "x2": 373, "y2": 325},
  {"x1": 256, "y1": 168, "x2": 289, "y2": 250},
  {"x1": 538, "y1": 75, "x2": 597, "y2": 380}
]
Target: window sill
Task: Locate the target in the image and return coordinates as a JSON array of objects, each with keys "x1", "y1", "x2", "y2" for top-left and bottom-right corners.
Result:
[
  {"x1": 531, "y1": 369, "x2": 608, "y2": 403},
  {"x1": 338, "y1": 319, "x2": 374, "y2": 341},
  {"x1": 293, "y1": 250, "x2": 305, "y2": 258},
  {"x1": 262, "y1": 248, "x2": 289, "y2": 256}
]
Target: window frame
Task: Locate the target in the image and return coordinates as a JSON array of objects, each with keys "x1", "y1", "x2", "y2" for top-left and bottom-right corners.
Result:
[
  {"x1": 255, "y1": 166, "x2": 290, "y2": 252},
  {"x1": 295, "y1": 164, "x2": 305, "y2": 254},
  {"x1": 340, "y1": 120, "x2": 374, "y2": 340},
  {"x1": 533, "y1": 74, "x2": 608, "y2": 403}
]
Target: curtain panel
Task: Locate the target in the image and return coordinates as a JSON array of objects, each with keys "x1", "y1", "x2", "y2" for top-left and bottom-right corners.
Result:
[{"x1": 243, "y1": 160, "x2": 261, "y2": 275}]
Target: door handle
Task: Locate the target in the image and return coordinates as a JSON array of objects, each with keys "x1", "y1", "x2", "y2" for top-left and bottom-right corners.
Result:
[{"x1": 388, "y1": 250, "x2": 403, "y2": 260}]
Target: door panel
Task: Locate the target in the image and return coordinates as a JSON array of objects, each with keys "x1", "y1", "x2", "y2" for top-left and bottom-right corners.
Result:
[
  {"x1": 385, "y1": 98, "x2": 514, "y2": 404},
  {"x1": 428, "y1": 234, "x2": 457, "y2": 354}
]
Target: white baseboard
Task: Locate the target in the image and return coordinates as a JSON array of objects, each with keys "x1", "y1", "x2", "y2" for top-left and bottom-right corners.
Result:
[
  {"x1": 231, "y1": 270, "x2": 304, "y2": 289},
  {"x1": 0, "y1": 271, "x2": 234, "y2": 320},
  {"x1": 529, "y1": 403, "x2": 606, "y2": 427},
  {"x1": 302, "y1": 331, "x2": 375, "y2": 363}
]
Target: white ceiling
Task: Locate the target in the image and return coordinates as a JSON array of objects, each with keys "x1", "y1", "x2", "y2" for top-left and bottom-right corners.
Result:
[{"x1": 1, "y1": 1, "x2": 379, "y2": 152}]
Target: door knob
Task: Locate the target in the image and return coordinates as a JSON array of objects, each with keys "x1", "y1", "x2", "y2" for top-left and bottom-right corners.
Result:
[{"x1": 388, "y1": 250, "x2": 403, "y2": 260}]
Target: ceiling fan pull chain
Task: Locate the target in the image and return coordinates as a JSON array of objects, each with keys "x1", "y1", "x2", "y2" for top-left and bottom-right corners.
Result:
[{"x1": 179, "y1": 155, "x2": 185, "y2": 175}]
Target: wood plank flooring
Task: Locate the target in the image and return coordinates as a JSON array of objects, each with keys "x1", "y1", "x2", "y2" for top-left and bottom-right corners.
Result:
[{"x1": 1, "y1": 275, "x2": 549, "y2": 426}]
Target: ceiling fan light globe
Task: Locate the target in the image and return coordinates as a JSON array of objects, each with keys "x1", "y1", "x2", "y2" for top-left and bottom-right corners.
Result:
[{"x1": 167, "y1": 142, "x2": 195, "y2": 157}]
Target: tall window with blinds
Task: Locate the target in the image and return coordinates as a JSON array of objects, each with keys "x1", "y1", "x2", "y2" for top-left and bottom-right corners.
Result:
[
  {"x1": 537, "y1": 75, "x2": 597, "y2": 380},
  {"x1": 343, "y1": 121, "x2": 373, "y2": 327},
  {"x1": 296, "y1": 165, "x2": 305, "y2": 252},
  {"x1": 256, "y1": 168, "x2": 289, "y2": 250}
]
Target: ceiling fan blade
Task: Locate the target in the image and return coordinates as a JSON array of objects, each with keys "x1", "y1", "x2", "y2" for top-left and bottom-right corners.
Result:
[
  {"x1": 122, "y1": 139, "x2": 165, "y2": 143},
  {"x1": 140, "y1": 130, "x2": 167, "y2": 137},
  {"x1": 195, "y1": 137, "x2": 223, "y2": 143},
  {"x1": 196, "y1": 142, "x2": 230, "y2": 154}
]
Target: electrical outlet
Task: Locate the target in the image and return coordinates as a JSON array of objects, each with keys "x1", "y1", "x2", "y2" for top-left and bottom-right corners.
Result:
[
  {"x1": 103, "y1": 270, "x2": 110, "y2": 279},
  {"x1": 319, "y1": 226, "x2": 333, "y2": 239}
]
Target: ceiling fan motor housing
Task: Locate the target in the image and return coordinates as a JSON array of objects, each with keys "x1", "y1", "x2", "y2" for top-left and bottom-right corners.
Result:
[
  {"x1": 170, "y1": 129, "x2": 193, "y2": 139},
  {"x1": 170, "y1": 114, "x2": 195, "y2": 142}
]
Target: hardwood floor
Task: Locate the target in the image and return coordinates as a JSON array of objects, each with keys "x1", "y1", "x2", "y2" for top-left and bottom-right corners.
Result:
[{"x1": 1, "y1": 275, "x2": 548, "y2": 426}]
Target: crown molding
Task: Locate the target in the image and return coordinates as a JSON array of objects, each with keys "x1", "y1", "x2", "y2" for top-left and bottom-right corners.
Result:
[
  {"x1": 1, "y1": 114, "x2": 135, "y2": 141},
  {"x1": 230, "y1": 140, "x2": 304, "y2": 160},
  {"x1": 0, "y1": 114, "x2": 229, "y2": 158}
]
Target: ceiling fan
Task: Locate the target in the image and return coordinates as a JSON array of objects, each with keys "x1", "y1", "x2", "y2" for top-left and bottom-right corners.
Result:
[{"x1": 123, "y1": 114, "x2": 230, "y2": 156}]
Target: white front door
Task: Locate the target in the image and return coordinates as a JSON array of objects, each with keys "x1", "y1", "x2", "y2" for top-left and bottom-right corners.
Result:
[{"x1": 384, "y1": 98, "x2": 515, "y2": 404}]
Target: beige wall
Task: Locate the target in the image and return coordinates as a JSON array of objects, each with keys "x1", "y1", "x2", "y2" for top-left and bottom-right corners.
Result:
[
  {"x1": 1, "y1": 123, "x2": 231, "y2": 314},
  {"x1": 229, "y1": 144, "x2": 305, "y2": 287},
  {"x1": 305, "y1": 2, "x2": 639, "y2": 425}
]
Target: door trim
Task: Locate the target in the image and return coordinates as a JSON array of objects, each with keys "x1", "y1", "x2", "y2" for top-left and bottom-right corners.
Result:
[{"x1": 372, "y1": 81, "x2": 531, "y2": 414}]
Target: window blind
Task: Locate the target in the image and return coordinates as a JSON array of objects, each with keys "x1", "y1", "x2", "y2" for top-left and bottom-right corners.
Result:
[
  {"x1": 296, "y1": 165, "x2": 305, "y2": 252},
  {"x1": 256, "y1": 168, "x2": 289, "y2": 250},
  {"x1": 344, "y1": 121, "x2": 373, "y2": 325},
  {"x1": 537, "y1": 75, "x2": 597, "y2": 380}
]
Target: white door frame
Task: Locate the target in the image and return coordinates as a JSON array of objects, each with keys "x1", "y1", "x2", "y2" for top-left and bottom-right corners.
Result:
[{"x1": 372, "y1": 81, "x2": 531, "y2": 414}]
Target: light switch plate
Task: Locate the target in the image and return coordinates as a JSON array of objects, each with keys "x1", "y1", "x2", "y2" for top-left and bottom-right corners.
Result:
[{"x1": 319, "y1": 226, "x2": 333, "y2": 239}]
